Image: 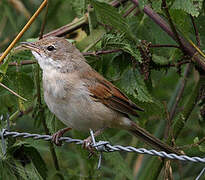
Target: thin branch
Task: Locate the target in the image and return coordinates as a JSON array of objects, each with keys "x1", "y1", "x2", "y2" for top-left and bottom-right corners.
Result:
[
  {"x1": 161, "y1": 0, "x2": 183, "y2": 49},
  {"x1": 0, "y1": 82, "x2": 27, "y2": 101},
  {"x1": 169, "y1": 64, "x2": 191, "y2": 120},
  {"x1": 9, "y1": 60, "x2": 36, "y2": 66},
  {"x1": 190, "y1": 15, "x2": 200, "y2": 47},
  {"x1": 39, "y1": 0, "x2": 49, "y2": 39},
  {"x1": 43, "y1": 14, "x2": 88, "y2": 38},
  {"x1": 131, "y1": 0, "x2": 205, "y2": 71},
  {"x1": 163, "y1": 101, "x2": 171, "y2": 140},
  {"x1": 0, "y1": 0, "x2": 48, "y2": 63},
  {"x1": 110, "y1": 0, "x2": 128, "y2": 8},
  {"x1": 9, "y1": 107, "x2": 33, "y2": 122},
  {"x1": 43, "y1": 0, "x2": 128, "y2": 38},
  {"x1": 180, "y1": 136, "x2": 205, "y2": 149},
  {"x1": 82, "y1": 49, "x2": 121, "y2": 56},
  {"x1": 123, "y1": 4, "x2": 137, "y2": 17},
  {"x1": 149, "y1": 44, "x2": 180, "y2": 48}
]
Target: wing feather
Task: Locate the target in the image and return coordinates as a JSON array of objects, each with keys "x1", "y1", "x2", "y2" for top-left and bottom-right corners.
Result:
[{"x1": 80, "y1": 69, "x2": 144, "y2": 117}]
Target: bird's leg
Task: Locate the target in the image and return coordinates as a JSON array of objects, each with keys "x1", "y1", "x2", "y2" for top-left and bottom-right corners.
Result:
[
  {"x1": 83, "y1": 128, "x2": 106, "y2": 155},
  {"x1": 52, "y1": 127, "x2": 71, "y2": 146}
]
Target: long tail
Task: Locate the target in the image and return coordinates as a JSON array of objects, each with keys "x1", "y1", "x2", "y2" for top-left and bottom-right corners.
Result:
[{"x1": 128, "y1": 121, "x2": 181, "y2": 155}]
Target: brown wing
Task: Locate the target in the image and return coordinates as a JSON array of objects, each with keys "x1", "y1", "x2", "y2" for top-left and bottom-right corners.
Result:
[{"x1": 80, "y1": 68, "x2": 144, "y2": 117}]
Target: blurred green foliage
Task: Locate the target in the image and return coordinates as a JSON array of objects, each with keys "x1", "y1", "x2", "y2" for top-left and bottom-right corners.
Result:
[{"x1": 0, "y1": 0, "x2": 205, "y2": 179}]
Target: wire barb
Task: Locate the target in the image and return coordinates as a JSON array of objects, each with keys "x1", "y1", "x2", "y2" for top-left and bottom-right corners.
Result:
[{"x1": 0, "y1": 129, "x2": 205, "y2": 164}]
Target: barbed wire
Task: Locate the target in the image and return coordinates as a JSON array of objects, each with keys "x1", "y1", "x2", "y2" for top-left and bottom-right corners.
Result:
[
  {"x1": 0, "y1": 129, "x2": 205, "y2": 164},
  {"x1": 1, "y1": 129, "x2": 205, "y2": 179}
]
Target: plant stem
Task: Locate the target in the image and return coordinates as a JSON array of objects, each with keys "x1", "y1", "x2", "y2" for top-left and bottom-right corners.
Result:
[
  {"x1": 35, "y1": 64, "x2": 61, "y2": 172},
  {"x1": 131, "y1": 0, "x2": 205, "y2": 71},
  {"x1": 82, "y1": 49, "x2": 121, "y2": 56},
  {"x1": 9, "y1": 60, "x2": 36, "y2": 66},
  {"x1": 43, "y1": 0, "x2": 128, "y2": 38},
  {"x1": 169, "y1": 64, "x2": 191, "y2": 120},
  {"x1": 39, "y1": 0, "x2": 49, "y2": 39},
  {"x1": 43, "y1": 14, "x2": 89, "y2": 38},
  {"x1": 123, "y1": 4, "x2": 137, "y2": 17},
  {"x1": 149, "y1": 44, "x2": 180, "y2": 48},
  {"x1": 190, "y1": 15, "x2": 200, "y2": 47},
  {"x1": 161, "y1": 0, "x2": 183, "y2": 49},
  {"x1": 0, "y1": 0, "x2": 48, "y2": 63}
]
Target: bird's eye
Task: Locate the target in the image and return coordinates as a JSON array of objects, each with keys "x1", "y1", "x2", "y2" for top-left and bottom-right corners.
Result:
[{"x1": 47, "y1": 45, "x2": 56, "y2": 51}]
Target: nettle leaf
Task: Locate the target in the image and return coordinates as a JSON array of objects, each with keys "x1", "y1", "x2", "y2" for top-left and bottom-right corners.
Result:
[
  {"x1": 8, "y1": 142, "x2": 48, "y2": 179},
  {"x1": 0, "y1": 53, "x2": 11, "y2": 82},
  {"x1": 171, "y1": 0, "x2": 203, "y2": 17},
  {"x1": 117, "y1": 67, "x2": 153, "y2": 102},
  {"x1": 90, "y1": 0, "x2": 134, "y2": 39},
  {"x1": 70, "y1": 0, "x2": 87, "y2": 17},
  {"x1": 152, "y1": 54, "x2": 172, "y2": 65},
  {"x1": 102, "y1": 34, "x2": 141, "y2": 62},
  {"x1": 138, "y1": 0, "x2": 149, "y2": 10}
]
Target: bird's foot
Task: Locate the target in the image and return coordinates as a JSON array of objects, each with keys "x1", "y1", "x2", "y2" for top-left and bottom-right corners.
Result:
[
  {"x1": 83, "y1": 137, "x2": 96, "y2": 158},
  {"x1": 52, "y1": 127, "x2": 71, "y2": 146}
]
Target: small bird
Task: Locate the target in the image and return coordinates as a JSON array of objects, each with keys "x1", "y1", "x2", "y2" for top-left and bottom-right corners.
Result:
[{"x1": 21, "y1": 36, "x2": 179, "y2": 154}]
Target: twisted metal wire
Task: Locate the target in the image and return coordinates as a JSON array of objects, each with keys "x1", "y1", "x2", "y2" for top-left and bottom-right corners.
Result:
[{"x1": 1, "y1": 129, "x2": 205, "y2": 164}]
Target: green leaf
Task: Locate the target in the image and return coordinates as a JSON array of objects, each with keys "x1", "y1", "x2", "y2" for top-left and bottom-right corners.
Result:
[
  {"x1": 199, "y1": 144, "x2": 205, "y2": 152},
  {"x1": 0, "y1": 54, "x2": 10, "y2": 82},
  {"x1": 70, "y1": 0, "x2": 87, "y2": 17},
  {"x1": 117, "y1": 67, "x2": 153, "y2": 102},
  {"x1": 152, "y1": 54, "x2": 171, "y2": 65},
  {"x1": 9, "y1": 142, "x2": 48, "y2": 179},
  {"x1": 90, "y1": 0, "x2": 134, "y2": 39},
  {"x1": 102, "y1": 34, "x2": 141, "y2": 62},
  {"x1": 194, "y1": 137, "x2": 199, "y2": 144},
  {"x1": 194, "y1": 137, "x2": 205, "y2": 152},
  {"x1": 171, "y1": 0, "x2": 203, "y2": 17},
  {"x1": 138, "y1": 0, "x2": 149, "y2": 10}
]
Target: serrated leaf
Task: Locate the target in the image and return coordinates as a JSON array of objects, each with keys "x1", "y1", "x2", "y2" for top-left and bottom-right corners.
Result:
[
  {"x1": 102, "y1": 34, "x2": 141, "y2": 62},
  {"x1": 70, "y1": 0, "x2": 87, "y2": 17},
  {"x1": 117, "y1": 67, "x2": 153, "y2": 102},
  {"x1": 171, "y1": 0, "x2": 203, "y2": 17},
  {"x1": 138, "y1": 0, "x2": 149, "y2": 10},
  {"x1": 9, "y1": 142, "x2": 48, "y2": 179},
  {"x1": 152, "y1": 54, "x2": 171, "y2": 65},
  {"x1": 199, "y1": 144, "x2": 205, "y2": 152},
  {"x1": 194, "y1": 137, "x2": 199, "y2": 144},
  {"x1": 0, "y1": 54, "x2": 10, "y2": 82},
  {"x1": 90, "y1": 0, "x2": 134, "y2": 39}
]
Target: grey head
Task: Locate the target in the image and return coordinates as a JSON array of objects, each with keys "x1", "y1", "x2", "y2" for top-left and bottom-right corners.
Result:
[{"x1": 21, "y1": 36, "x2": 86, "y2": 73}]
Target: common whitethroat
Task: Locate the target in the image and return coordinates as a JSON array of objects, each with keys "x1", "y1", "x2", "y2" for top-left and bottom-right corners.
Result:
[{"x1": 21, "y1": 36, "x2": 180, "y2": 154}]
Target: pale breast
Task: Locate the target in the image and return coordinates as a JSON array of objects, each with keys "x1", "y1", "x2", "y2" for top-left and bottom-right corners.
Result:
[{"x1": 42, "y1": 69, "x2": 118, "y2": 131}]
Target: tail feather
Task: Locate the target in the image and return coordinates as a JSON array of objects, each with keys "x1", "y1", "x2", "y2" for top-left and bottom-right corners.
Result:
[{"x1": 128, "y1": 122, "x2": 181, "y2": 155}]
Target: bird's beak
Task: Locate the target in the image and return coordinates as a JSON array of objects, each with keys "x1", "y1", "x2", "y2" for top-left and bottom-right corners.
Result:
[{"x1": 20, "y1": 42, "x2": 40, "y2": 52}]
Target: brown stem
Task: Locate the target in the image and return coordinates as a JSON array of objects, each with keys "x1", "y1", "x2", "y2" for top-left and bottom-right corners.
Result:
[
  {"x1": 163, "y1": 101, "x2": 171, "y2": 140},
  {"x1": 190, "y1": 15, "x2": 200, "y2": 47},
  {"x1": 43, "y1": 0, "x2": 128, "y2": 38},
  {"x1": 169, "y1": 64, "x2": 192, "y2": 120},
  {"x1": 131, "y1": 0, "x2": 205, "y2": 71},
  {"x1": 180, "y1": 136, "x2": 205, "y2": 149},
  {"x1": 110, "y1": 0, "x2": 128, "y2": 8},
  {"x1": 9, "y1": 60, "x2": 36, "y2": 66},
  {"x1": 123, "y1": 4, "x2": 137, "y2": 17},
  {"x1": 149, "y1": 44, "x2": 180, "y2": 48},
  {"x1": 82, "y1": 49, "x2": 121, "y2": 56},
  {"x1": 0, "y1": 0, "x2": 48, "y2": 63},
  {"x1": 161, "y1": 0, "x2": 183, "y2": 49},
  {"x1": 41, "y1": 117, "x2": 61, "y2": 171},
  {"x1": 39, "y1": 0, "x2": 49, "y2": 39},
  {"x1": 43, "y1": 14, "x2": 88, "y2": 38}
]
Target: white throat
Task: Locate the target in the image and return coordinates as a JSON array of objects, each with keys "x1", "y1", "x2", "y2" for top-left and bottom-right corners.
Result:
[{"x1": 32, "y1": 51, "x2": 62, "y2": 72}]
